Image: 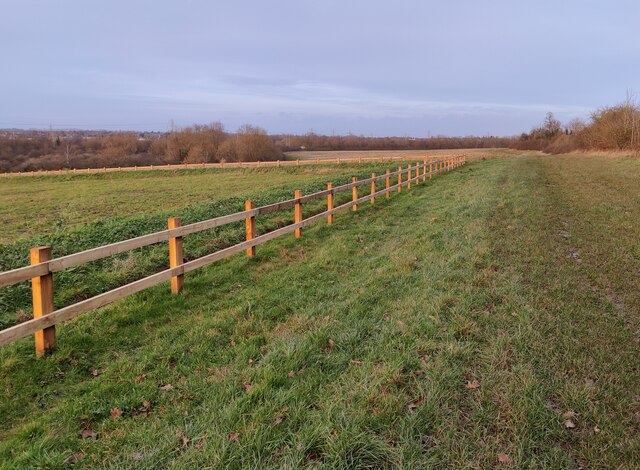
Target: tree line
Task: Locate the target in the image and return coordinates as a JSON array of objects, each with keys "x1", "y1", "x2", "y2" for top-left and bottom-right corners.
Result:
[
  {"x1": 1, "y1": 97, "x2": 638, "y2": 172},
  {"x1": 512, "y1": 97, "x2": 640, "y2": 154}
]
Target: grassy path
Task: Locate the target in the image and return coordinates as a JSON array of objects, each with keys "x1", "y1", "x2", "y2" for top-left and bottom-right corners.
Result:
[{"x1": 0, "y1": 154, "x2": 638, "y2": 468}]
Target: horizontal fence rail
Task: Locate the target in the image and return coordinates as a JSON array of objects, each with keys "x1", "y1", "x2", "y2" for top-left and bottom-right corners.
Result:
[
  {"x1": 1, "y1": 154, "x2": 436, "y2": 177},
  {"x1": 0, "y1": 155, "x2": 466, "y2": 354}
]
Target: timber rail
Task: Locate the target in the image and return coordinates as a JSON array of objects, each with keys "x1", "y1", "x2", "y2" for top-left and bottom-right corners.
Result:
[{"x1": 0, "y1": 156, "x2": 465, "y2": 355}]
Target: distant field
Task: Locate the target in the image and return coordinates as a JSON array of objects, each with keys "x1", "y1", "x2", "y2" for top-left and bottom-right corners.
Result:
[
  {"x1": 285, "y1": 148, "x2": 515, "y2": 161},
  {"x1": 1, "y1": 152, "x2": 639, "y2": 467},
  {"x1": 0, "y1": 163, "x2": 405, "y2": 244}
]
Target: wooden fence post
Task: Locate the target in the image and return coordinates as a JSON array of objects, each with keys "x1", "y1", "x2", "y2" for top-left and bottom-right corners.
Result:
[
  {"x1": 423, "y1": 160, "x2": 427, "y2": 182},
  {"x1": 407, "y1": 165, "x2": 411, "y2": 189},
  {"x1": 244, "y1": 201, "x2": 256, "y2": 257},
  {"x1": 415, "y1": 163, "x2": 420, "y2": 183},
  {"x1": 398, "y1": 166, "x2": 402, "y2": 192},
  {"x1": 352, "y1": 177, "x2": 358, "y2": 211},
  {"x1": 327, "y1": 183, "x2": 334, "y2": 224},
  {"x1": 168, "y1": 217, "x2": 184, "y2": 294},
  {"x1": 385, "y1": 170, "x2": 390, "y2": 199},
  {"x1": 429, "y1": 163, "x2": 433, "y2": 179},
  {"x1": 294, "y1": 190, "x2": 302, "y2": 238},
  {"x1": 31, "y1": 246, "x2": 55, "y2": 357},
  {"x1": 296, "y1": 159, "x2": 300, "y2": 166},
  {"x1": 370, "y1": 173, "x2": 376, "y2": 204}
]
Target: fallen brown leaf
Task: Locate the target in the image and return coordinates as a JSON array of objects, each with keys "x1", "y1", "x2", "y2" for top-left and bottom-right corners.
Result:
[
  {"x1": 349, "y1": 359, "x2": 363, "y2": 366},
  {"x1": 80, "y1": 429, "x2": 98, "y2": 440},
  {"x1": 89, "y1": 369, "x2": 100, "y2": 377},
  {"x1": 407, "y1": 396, "x2": 425, "y2": 411},
  {"x1": 160, "y1": 384, "x2": 174, "y2": 392},
  {"x1": 243, "y1": 382, "x2": 253, "y2": 393},
  {"x1": 64, "y1": 451, "x2": 84, "y2": 464},
  {"x1": 498, "y1": 453, "x2": 511, "y2": 463},
  {"x1": 134, "y1": 374, "x2": 146, "y2": 383},
  {"x1": 132, "y1": 452, "x2": 143, "y2": 461},
  {"x1": 465, "y1": 380, "x2": 480, "y2": 390},
  {"x1": 287, "y1": 370, "x2": 296, "y2": 377},
  {"x1": 323, "y1": 338, "x2": 335, "y2": 354},
  {"x1": 564, "y1": 420, "x2": 576, "y2": 429},
  {"x1": 229, "y1": 432, "x2": 240, "y2": 441},
  {"x1": 274, "y1": 406, "x2": 289, "y2": 424},
  {"x1": 110, "y1": 407, "x2": 123, "y2": 419}
]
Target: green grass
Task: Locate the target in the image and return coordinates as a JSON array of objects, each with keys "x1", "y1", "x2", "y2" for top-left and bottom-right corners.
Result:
[
  {"x1": 1, "y1": 153, "x2": 639, "y2": 468},
  {"x1": 0, "y1": 164, "x2": 393, "y2": 243}
]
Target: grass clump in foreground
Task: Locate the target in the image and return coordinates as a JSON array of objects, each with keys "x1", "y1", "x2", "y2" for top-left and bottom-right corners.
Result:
[{"x1": 0, "y1": 153, "x2": 639, "y2": 468}]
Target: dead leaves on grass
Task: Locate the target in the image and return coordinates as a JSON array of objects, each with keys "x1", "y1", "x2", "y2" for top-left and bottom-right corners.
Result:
[
  {"x1": 562, "y1": 411, "x2": 577, "y2": 430},
  {"x1": 465, "y1": 380, "x2": 481, "y2": 390},
  {"x1": 407, "y1": 396, "x2": 426, "y2": 412},
  {"x1": 323, "y1": 338, "x2": 335, "y2": 354},
  {"x1": 80, "y1": 428, "x2": 98, "y2": 440}
]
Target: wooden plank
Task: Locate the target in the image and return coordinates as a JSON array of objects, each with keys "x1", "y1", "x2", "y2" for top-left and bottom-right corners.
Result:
[
  {"x1": 245, "y1": 201, "x2": 256, "y2": 257},
  {"x1": 168, "y1": 217, "x2": 184, "y2": 294},
  {"x1": 327, "y1": 183, "x2": 333, "y2": 224},
  {"x1": 385, "y1": 170, "x2": 390, "y2": 199},
  {"x1": 398, "y1": 166, "x2": 402, "y2": 193},
  {"x1": 370, "y1": 173, "x2": 376, "y2": 204},
  {"x1": 31, "y1": 247, "x2": 55, "y2": 357},
  {"x1": 294, "y1": 190, "x2": 302, "y2": 238},
  {"x1": 352, "y1": 177, "x2": 358, "y2": 211}
]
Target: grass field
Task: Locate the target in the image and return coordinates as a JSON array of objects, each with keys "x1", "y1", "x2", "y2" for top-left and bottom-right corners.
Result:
[
  {"x1": 1, "y1": 152, "x2": 639, "y2": 468},
  {"x1": 285, "y1": 148, "x2": 513, "y2": 161},
  {"x1": 0, "y1": 164, "x2": 396, "y2": 244}
]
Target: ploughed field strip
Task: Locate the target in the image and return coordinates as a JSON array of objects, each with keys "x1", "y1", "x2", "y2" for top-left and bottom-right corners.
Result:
[{"x1": 0, "y1": 153, "x2": 639, "y2": 468}]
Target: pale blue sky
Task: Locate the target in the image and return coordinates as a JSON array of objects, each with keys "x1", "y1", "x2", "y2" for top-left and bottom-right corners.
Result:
[{"x1": 1, "y1": 0, "x2": 638, "y2": 136}]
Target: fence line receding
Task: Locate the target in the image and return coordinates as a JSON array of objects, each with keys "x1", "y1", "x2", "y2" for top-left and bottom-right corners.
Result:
[{"x1": 0, "y1": 155, "x2": 466, "y2": 355}]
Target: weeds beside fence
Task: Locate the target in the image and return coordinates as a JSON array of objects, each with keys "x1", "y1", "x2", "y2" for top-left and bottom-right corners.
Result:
[{"x1": 0, "y1": 156, "x2": 465, "y2": 355}]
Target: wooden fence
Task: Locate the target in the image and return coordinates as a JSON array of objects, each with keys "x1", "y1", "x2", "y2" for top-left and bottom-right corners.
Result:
[
  {"x1": 0, "y1": 156, "x2": 465, "y2": 355},
  {"x1": 0, "y1": 154, "x2": 436, "y2": 177}
]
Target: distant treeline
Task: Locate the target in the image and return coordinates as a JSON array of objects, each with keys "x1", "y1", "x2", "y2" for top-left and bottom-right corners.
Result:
[
  {"x1": 1, "y1": 97, "x2": 638, "y2": 172},
  {"x1": 512, "y1": 98, "x2": 640, "y2": 154},
  {"x1": 0, "y1": 127, "x2": 511, "y2": 172},
  {"x1": 272, "y1": 134, "x2": 513, "y2": 152}
]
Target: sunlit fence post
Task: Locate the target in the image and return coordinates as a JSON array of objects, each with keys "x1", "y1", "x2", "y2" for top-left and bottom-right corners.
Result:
[
  {"x1": 168, "y1": 217, "x2": 184, "y2": 294},
  {"x1": 352, "y1": 177, "x2": 358, "y2": 211},
  {"x1": 385, "y1": 170, "x2": 390, "y2": 199},
  {"x1": 294, "y1": 190, "x2": 302, "y2": 238},
  {"x1": 31, "y1": 246, "x2": 55, "y2": 357},
  {"x1": 370, "y1": 173, "x2": 376, "y2": 204},
  {"x1": 245, "y1": 201, "x2": 256, "y2": 257},
  {"x1": 327, "y1": 183, "x2": 333, "y2": 224}
]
